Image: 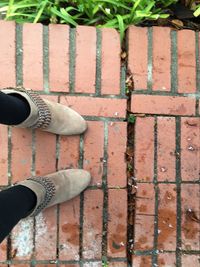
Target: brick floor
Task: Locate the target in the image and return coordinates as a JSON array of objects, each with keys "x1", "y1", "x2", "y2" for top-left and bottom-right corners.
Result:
[
  {"x1": 0, "y1": 21, "x2": 199, "y2": 267},
  {"x1": 128, "y1": 26, "x2": 200, "y2": 267}
]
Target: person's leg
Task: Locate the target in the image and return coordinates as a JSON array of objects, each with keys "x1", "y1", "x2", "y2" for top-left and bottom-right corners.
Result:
[
  {"x1": 0, "y1": 169, "x2": 91, "y2": 244},
  {"x1": 0, "y1": 185, "x2": 36, "y2": 243},
  {"x1": 0, "y1": 91, "x2": 30, "y2": 125}
]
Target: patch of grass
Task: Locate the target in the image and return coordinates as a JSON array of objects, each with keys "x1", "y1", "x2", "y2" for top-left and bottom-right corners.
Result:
[
  {"x1": 0, "y1": 0, "x2": 178, "y2": 42},
  {"x1": 128, "y1": 114, "x2": 136, "y2": 124},
  {"x1": 102, "y1": 256, "x2": 108, "y2": 267}
]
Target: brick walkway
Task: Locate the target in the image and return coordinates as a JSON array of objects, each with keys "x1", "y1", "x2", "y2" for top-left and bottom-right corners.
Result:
[{"x1": 0, "y1": 21, "x2": 199, "y2": 267}]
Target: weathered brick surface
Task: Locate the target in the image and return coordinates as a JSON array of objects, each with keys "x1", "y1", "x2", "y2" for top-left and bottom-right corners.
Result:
[
  {"x1": 134, "y1": 184, "x2": 155, "y2": 250},
  {"x1": 0, "y1": 23, "x2": 200, "y2": 267},
  {"x1": 35, "y1": 208, "x2": 57, "y2": 260},
  {"x1": 157, "y1": 117, "x2": 176, "y2": 182},
  {"x1": 49, "y1": 24, "x2": 69, "y2": 92},
  {"x1": 181, "y1": 118, "x2": 200, "y2": 181},
  {"x1": 58, "y1": 135, "x2": 80, "y2": 170},
  {"x1": 134, "y1": 117, "x2": 154, "y2": 182},
  {"x1": 82, "y1": 189, "x2": 103, "y2": 259},
  {"x1": 158, "y1": 253, "x2": 176, "y2": 266},
  {"x1": 75, "y1": 26, "x2": 96, "y2": 93},
  {"x1": 128, "y1": 26, "x2": 148, "y2": 90},
  {"x1": 59, "y1": 197, "x2": 80, "y2": 261},
  {"x1": 152, "y1": 27, "x2": 171, "y2": 91},
  {"x1": 157, "y1": 184, "x2": 177, "y2": 250},
  {"x1": 181, "y1": 184, "x2": 200, "y2": 250},
  {"x1": 132, "y1": 255, "x2": 152, "y2": 267},
  {"x1": 107, "y1": 189, "x2": 127, "y2": 258},
  {"x1": 60, "y1": 96, "x2": 127, "y2": 118},
  {"x1": 83, "y1": 121, "x2": 104, "y2": 186},
  {"x1": 23, "y1": 23, "x2": 43, "y2": 90},
  {"x1": 182, "y1": 255, "x2": 200, "y2": 267},
  {"x1": 108, "y1": 262, "x2": 127, "y2": 267},
  {"x1": 136, "y1": 184, "x2": 155, "y2": 216},
  {"x1": 101, "y1": 28, "x2": 121, "y2": 95},
  {"x1": 11, "y1": 128, "x2": 32, "y2": 182},
  {"x1": 131, "y1": 95, "x2": 196, "y2": 115},
  {"x1": 0, "y1": 21, "x2": 16, "y2": 87},
  {"x1": 11, "y1": 217, "x2": 34, "y2": 260},
  {"x1": 177, "y1": 30, "x2": 196, "y2": 93},
  {"x1": 107, "y1": 122, "x2": 127, "y2": 187}
]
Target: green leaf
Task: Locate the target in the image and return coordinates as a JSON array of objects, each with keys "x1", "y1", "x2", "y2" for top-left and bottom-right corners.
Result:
[
  {"x1": 51, "y1": 7, "x2": 77, "y2": 26},
  {"x1": 116, "y1": 14, "x2": 125, "y2": 42},
  {"x1": 194, "y1": 6, "x2": 200, "y2": 17}
]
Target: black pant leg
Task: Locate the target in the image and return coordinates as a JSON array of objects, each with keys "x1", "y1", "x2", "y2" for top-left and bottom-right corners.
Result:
[
  {"x1": 0, "y1": 185, "x2": 36, "y2": 243},
  {"x1": 0, "y1": 91, "x2": 30, "y2": 125}
]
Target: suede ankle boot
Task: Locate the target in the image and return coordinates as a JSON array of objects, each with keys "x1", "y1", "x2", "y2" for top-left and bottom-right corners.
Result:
[
  {"x1": 1, "y1": 88, "x2": 87, "y2": 135},
  {"x1": 17, "y1": 169, "x2": 91, "y2": 217}
]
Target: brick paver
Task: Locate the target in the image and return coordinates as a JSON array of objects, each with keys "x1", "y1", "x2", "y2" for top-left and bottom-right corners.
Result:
[
  {"x1": 129, "y1": 26, "x2": 200, "y2": 267},
  {"x1": 0, "y1": 21, "x2": 127, "y2": 266},
  {"x1": 0, "y1": 21, "x2": 199, "y2": 267}
]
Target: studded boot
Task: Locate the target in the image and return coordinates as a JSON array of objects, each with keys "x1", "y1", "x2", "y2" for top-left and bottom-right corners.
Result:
[
  {"x1": 1, "y1": 88, "x2": 87, "y2": 135},
  {"x1": 17, "y1": 169, "x2": 91, "y2": 217}
]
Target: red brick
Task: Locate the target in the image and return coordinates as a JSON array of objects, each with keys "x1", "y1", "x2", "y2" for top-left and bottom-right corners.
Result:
[
  {"x1": 158, "y1": 184, "x2": 177, "y2": 250},
  {"x1": 158, "y1": 253, "x2": 176, "y2": 266},
  {"x1": 107, "y1": 122, "x2": 127, "y2": 187},
  {"x1": 177, "y1": 30, "x2": 196, "y2": 93},
  {"x1": 35, "y1": 208, "x2": 57, "y2": 260},
  {"x1": 107, "y1": 189, "x2": 127, "y2": 258},
  {"x1": 11, "y1": 217, "x2": 34, "y2": 260},
  {"x1": 23, "y1": 23, "x2": 43, "y2": 90},
  {"x1": 136, "y1": 184, "x2": 155, "y2": 216},
  {"x1": 0, "y1": 125, "x2": 8, "y2": 185},
  {"x1": 101, "y1": 28, "x2": 121, "y2": 95},
  {"x1": 109, "y1": 263, "x2": 127, "y2": 267},
  {"x1": 49, "y1": 24, "x2": 69, "y2": 92},
  {"x1": 83, "y1": 263, "x2": 102, "y2": 267},
  {"x1": 35, "y1": 130, "x2": 56, "y2": 176},
  {"x1": 0, "y1": 239, "x2": 7, "y2": 261},
  {"x1": 60, "y1": 96, "x2": 126, "y2": 118},
  {"x1": 182, "y1": 255, "x2": 200, "y2": 267},
  {"x1": 82, "y1": 189, "x2": 103, "y2": 259},
  {"x1": 128, "y1": 26, "x2": 148, "y2": 90},
  {"x1": 132, "y1": 255, "x2": 152, "y2": 267},
  {"x1": 0, "y1": 21, "x2": 15, "y2": 87},
  {"x1": 134, "y1": 214, "x2": 154, "y2": 251},
  {"x1": 11, "y1": 128, "x2": 32, "y2": 183},
  {"x1": 157, "y1": 117, "x2": 176, "y2": 182},
  {"x1": 10, "y1": 265, "x2": 30, "y2": 267},
  {"x1": 75, "y1": 26, "x2": 96, "y2": 93},
  {"x1": 35, "y1": 265, "x2": 56, "y2": 267},
  {"x1": 181, "y1": 118, "x2": 200, "y2": 181},
  {"x1": 59, "y1": 197, "x2": 80, "y2": 261},
  {"x1": 83, "y1": 121, "x2": 104, "y2": 186},
  {"x1": 60, "y1": 265, "x2": 79, "y2": 267},
  {"x1": 181, "y1": 184, "x2": 200, "y2": 250},
  {"x1": 131, "y1": 95, "x2": 196, "y2": 116},
  {"x1": 152, "y1": 27, "x2": 171, "y2": 91},
  {"x1": 134, "y1": 117, "x2": 154, "y2": 182},
  {"x1": 58, "y1": 135, "x2": 80, "y2": 170}
]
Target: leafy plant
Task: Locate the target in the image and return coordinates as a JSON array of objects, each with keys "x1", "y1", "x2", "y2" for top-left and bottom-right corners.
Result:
[
  {"x1": 128, "y1": 114, "x2": 136, "y2": 124},
  {"x1": 0, "y1": 0, "x2": 178, "y2": 41}
]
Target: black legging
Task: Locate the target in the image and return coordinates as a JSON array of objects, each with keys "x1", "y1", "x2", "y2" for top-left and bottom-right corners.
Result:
[{"x1": 0, "y1": 91, "x2": 36, "y2": 243}]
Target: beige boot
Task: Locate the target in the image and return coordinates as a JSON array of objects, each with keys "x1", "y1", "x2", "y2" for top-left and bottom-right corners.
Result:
[
  {"x1": 17, "y1": 169, "x2": 91, "y2": 217},
  {"x1": 1, "y1": 88, "x2": 87, "y2": 135}
]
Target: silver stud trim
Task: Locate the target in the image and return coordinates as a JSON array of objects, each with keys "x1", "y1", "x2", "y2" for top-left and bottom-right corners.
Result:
[
  {"x1": 17, "y1": 88, "x2": 51, "y2": 129},
  {"x1": 27, "y1": 176, "x2": 56, "y2": 217}
]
